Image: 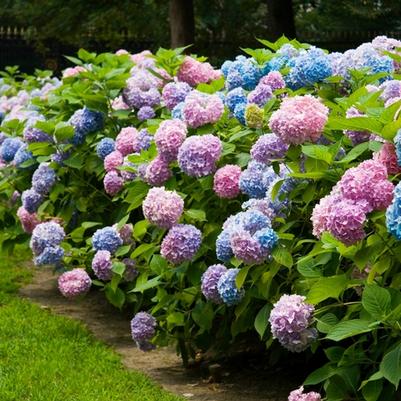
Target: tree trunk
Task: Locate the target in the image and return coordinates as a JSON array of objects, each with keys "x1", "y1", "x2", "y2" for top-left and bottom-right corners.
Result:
[
  {"x1": 169, "y1": 0, "x2": 195, "y2": 48},
  {"x1": 266, "y1": 0, "x2": 295, "y2": 40}
]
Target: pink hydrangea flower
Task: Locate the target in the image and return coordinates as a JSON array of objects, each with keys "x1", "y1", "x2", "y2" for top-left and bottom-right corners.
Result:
[
  {"x1": 213, "y1": 165, "x2": 242, "y2": 198},
  {"x1": 177, "y1": 56, "x2": 221, "y2": 86},
  {"x1": 288, "y1": 386, "x2": 321, "y2": 401},
  {"x1": 143, "y1": 187, "x2": 184, "y2": 229},
  {"x1": 111, "y1": 96, "x2": 130, "y2": 110},
  {"x1": 104, "y1": 150, "x2": 124, "y2": 172},
  {"x1": 182, "y1": 91, "x2": 224, "y2": 128},
  {"x1": 103, "y1": 170, "x2": 124, "y2": 196},
  {"x1": 58, "y1": 268, "x2": 91, "y2": 298},
  {"x1": 17, "y1": 206, "x2": 40, "y2": 233},
  {"x1": 260, "y1": 71, "x2": 286, "y2": 91},
  {"x1": 154, "y1": 119, "x2": 187, "y2": 162},
  {"x1": 62, "y1": 66, "x2": 86, "y2": 78},
  {"x1": 374, "y1": 142, "x2": 401, "y2": 175},
  {"x1": 269, "y1": 95, "x2": 329, "y2": 145},
  {"x1": 145, "y1": 156, "x2": 172, "y2": 186},
  {"x1": 311, "y1": 194, "x2": 341, "y2": 238},
  {"x1": 115, "y1": 127, "x2": 140, "y2": 156}
]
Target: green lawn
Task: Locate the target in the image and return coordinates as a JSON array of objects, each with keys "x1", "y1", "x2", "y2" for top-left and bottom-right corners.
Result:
[{"x1": 0, "y1": 248, "x2": 182, "y2": 401}]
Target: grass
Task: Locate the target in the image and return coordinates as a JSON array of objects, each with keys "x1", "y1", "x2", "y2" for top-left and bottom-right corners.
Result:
[{"x1": 0, "y1": 247, "x2": 182, "y2": 401}]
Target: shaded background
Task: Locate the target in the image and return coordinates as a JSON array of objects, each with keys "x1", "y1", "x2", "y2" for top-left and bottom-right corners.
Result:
[{"x1": 1, "y1": 0, "x2": 401, "y2": 72}]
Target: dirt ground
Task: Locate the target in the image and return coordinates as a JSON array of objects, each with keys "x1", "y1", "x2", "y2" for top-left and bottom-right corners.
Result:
[{"x1": 19, "y1": 267, "x2": 299, "y2": 401}]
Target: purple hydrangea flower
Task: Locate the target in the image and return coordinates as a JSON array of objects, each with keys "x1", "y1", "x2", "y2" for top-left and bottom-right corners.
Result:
[
  {"x1": 138, "y1": 128, "x2": 152, "y2": 151},
  {"x1": 92, "y1": 250, "x2": 113, "y2": 281},
  {"x1": 216, "y1": 230, "x2": 234, "y2": 262},
  {"x1": 130, "y1": 312, "x2": 157, "y2": 352},
  {"x1": 0, "y1": 137, "x2": 24, "y2": 162},
  {"x1": 142, "y1": 187, "x2": 184, "y2": 229},
  {"x1": 154, "y1": 119, "x2": 187, "y2": 162},
  {"x1": 137, "y1": 106, "x2": 155, "y2": 121},
  {"x1": 250, "y1": 134, "x2": 289, "y2": 164},
  {"x1": 162, "y1": 81, "x2": 192, "y2": 110},
  {"x1": 92, "y1": 226, "x2": 123, "y2": 254},
  {"x1": 34, "y1": 246, "x2": 64, "y2": 266},
  {"x1": 58, "y1": 268, "x2": 91, "y2": 298},
  {"x1": 230, "y1": 230, "x2": 265, "y2": 264},
  {"x1": 22, "y1": 188, "x2": 43, "y2": 213},
  {"x1": 14, "y1": 144, "x2": 33, "y2": 168},
  {"x1": 123, "y1": 80, "x2": 161, "y2": 109},
  {"x1": 201, "y1": 264, "x2": 228, "y2": 303},
  {"x1": 217, "y1": 268, "x2": 244, "y2": 306},
  {"x1": 145, "y1": 156, "x2": 172, "y2": 186},
  {"x1": 269, "y1": 294, "x2": 317, "y2": 352},
  {"x1": 96, "y1": 138, "x2": 115, "y2": 160},
  {"x1": 23, "y1": 127, "x2": 53, "y2": 143},
  {"x1": 247, "y1": 83, "x2": 273, "y2": 107},
  {"x1": 178, "y1": 135, "x2": 222, "y2": 177},
  {"x1": 161, "y1": 224, "x2": 202, "y2": 265},
  {"x1": 288, "y1": 386, "x2": 321, "y2": 401},
  {"x1": 32, "y1": 163, "x2": 56, "y2": 195},
  {"x1": 103, "y1": 170, "x2": 124, "y2": 196},
  {"x1": 30, "y1": 221, "x2": 65, "y2": 256}
]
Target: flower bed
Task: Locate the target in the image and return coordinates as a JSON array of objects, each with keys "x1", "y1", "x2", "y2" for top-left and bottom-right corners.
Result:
[{"x1": 2, "y1": 37, "x2": 401, "y2": 400}]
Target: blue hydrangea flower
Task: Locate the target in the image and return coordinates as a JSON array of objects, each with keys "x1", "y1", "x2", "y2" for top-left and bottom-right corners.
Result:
[
  {"x1": 69, "y1": 107, "x2": 104, "y2": 145},
  {"x1": 235, "y1": 210, "x2": 271, "y2": 234},
  {"x1": 253, "y1": 227, "x2": 278, "y2": 252},
  {"x1": 386, "y1": 182, "x2": 401, "y2": 239},
  {"x1": 96, "y1": 138, "x2": 115, "y2": 160},
  {"x1": 216, "y1": 230, "x2": 234, "y2": 262},
  {"x1": 225, "y1": 88, "x2": 247, "y2": 112},
  {"x1": 14, "y1": 144, "x2": 33, "y2": 168},
  {"x1": 32, "y1": 163, "x2": 56, "y2": 195},
  {"x1": 23, "y1": 127, "x2": 53, "y2": 143},
  {"x1": 217, "y1": 268, "x2": 245, "y2": 306},
  {"x1": 394, "y1": 129, "x2": 401, "y2": 166},
  {"x1": 0, "y1": 137, "x2": 24, "y2": 162},
  {"x1": 34, "y1": 246, "x2": 64, "y2": 266},
  {"x1": 30, "y1": 222, "x2": 65, "y2": 256},
  {"x1": 92, "y1": 226, "x2": 123, "y2": 254},
  {"x1": 239, "y1": 161, "x2": 274, "y2": 199},
  {"x1": 172, "y1": 101, "x2": 185, "y2": 119},
  {"x1": 233, "y1": 102, "x2": 246, "y2": 125},
  {"x1": 22, "y1": 189, "x2": 43, "y2": 213}
]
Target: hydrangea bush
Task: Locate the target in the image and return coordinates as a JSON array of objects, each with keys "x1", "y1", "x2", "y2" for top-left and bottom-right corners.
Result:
[{"x1": 2, "y1": 37, "x2": 401, "y2": 400}]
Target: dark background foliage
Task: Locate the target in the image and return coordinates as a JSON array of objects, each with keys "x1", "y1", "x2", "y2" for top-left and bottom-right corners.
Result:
[{"x1": 1, "y1": 0, "x2": 401, "y2": 71}]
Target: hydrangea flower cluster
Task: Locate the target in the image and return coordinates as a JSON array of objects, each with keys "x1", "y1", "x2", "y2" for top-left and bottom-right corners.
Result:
[
  {"x1": 160, "y1": 224, "x2": 202, "y2": 264},
  {"x1": 13, "y1": 144, "x2": 33, "y2": 168},
  {"x1": 145, "y1": 155, "x2": 172, "y2": 186},
  {"x1": 143, "y1": 187, "x2": 184, "y2": 229},
  {"x1": 17, "y1": 206, "x2": 40, "y2": 233},
  {"x1": 32, "y1": 163, "x2": 56, "y2": 195},
  {"x1": 92, "y1": 226, "x2": 123, "y2": 254},
  {"x1": 23, "y1": 127, "x2": 53, "y2": 143},
  {"x1": 269, "y1": 294, "x2": 317, "y2": 352},
  {"x1": 92, "y1": 250, "x2": 113, "y2": 281},
  {"x1": 288, "y1": 387, "x2": 321, "y2": 401},
  {"x1": 386, "y1": 181, "x2": 401, "y2": 239},
  {"x1": 177, "y1": 56, "x2": 221, "y2": 87},
  {"x1": 154, "y1": 119, "x2": 187, "y2": 162},
  {"x1": 69, "y1": 107, "x2": 104, "y2": 145},
  {"x1": 30, "y1": 222, "x2": 65, "y2": 266},
  {"x1": 162, "y1": 81, "x2": 192, "y2": 110},
  {"x1": 374, "y1": 142, "x2": 401, "y2": 175},
  {"x1": 213, "y1": 164, "x2": 242, "y2": 199},
  {"x1": 178, "y1": 134, "x2": 222, "y2": 177},
  {"x1": 201, "y1": 264, "x2": 228, "y2": 303},
  {"x1": 269, "y1": 95, "x2": 329, "y2": 145},
  {"x1": 216, "y1": 268, "x2": 244, "y2": 306},
  {"x1": 344, "y1": 107, "x2": 372, "y2": 145},
  {"x1": 250, "y1": 134, "x2": 289, "y2": 164},
  {"x1": 0, "y1": 137, "x2": 24, "y2": 162},
  {"x1": 130, "y1": 312, "x2": 157, "y2": 351},
  {"x1": 122, "y1": 73, "x2": 161, "y2": 110},
  {"x1": 96, "y1": 138, "x2": 115, "y2": 160},
  {"x1": 182, "y1": 91, "x2": 224, "y2": 128},
  {"x1": 312, "y1": 159, "x2": 394, "y2": 245},
  {"x1": 58, "y1": 268, "x2": 92, "y2": 298}
]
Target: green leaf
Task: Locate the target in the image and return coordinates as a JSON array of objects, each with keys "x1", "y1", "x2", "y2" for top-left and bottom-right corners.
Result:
[
  {"x1": 362, "y1": 380, "x2": 383, "y2": 401},
  {"x1": 111, "y1": 261, "x2": 126, "y2": 276},
  {"x1": 133, "y1": 220, "x2": 149, "y2": 240},
  {"x1": 130, "y1": 243, "x2": 155, "y2": 259},
  {"x1": 125, "y1": 181, "x2": 149, "y2": 211},
  {"x1": 316, "y1": 313, "x2": 339, "y2": 334},
  {"x1": 272, "y1": 246, "x2": 293, "y2": 268},
  {"x1": 362, "y1": 285, "x2": 391, "y2": 320},
  {"x1": 192, "y1": 301, "x2": 214, "y2": 330},
  {"x1": 184, "y1": 209, "x2": 206, "y2": 222},
  {"x1": 132, "y1": 275, "x2": 162, "y2": 293},
  {"x1": 166, "y1": 311, "x2": 185, "y2": 327},
  {"x1": 254, "y1": 304, "x2": 271, "y2": 339},
  {"x1": 104, "y1": 286, "x2": 125, "y2": 309},
  {"x1": 54, "y1": 122, "x2": 74, "y2": 141},
  {"x1": 304, "y1": 363, "x2": 334, "y2": 385},
  {"x1": 380, "y1": 343, "x2": 401, "y2": 389},
  {"x1": 335, "y1": 142, "x2": 370, "y2": 164},
  {"x1": 236, "y1": 265, "x2": 251, "y2": 288},
  {"x1": 302, "y1": 144, "x2": 333, "y2": 164},
  {"x1": 325, "y1": 319, "x2": 376, "y2": 341},
  {"x1": 307, "y1": 274, "x2": 348, "y2": 304}
]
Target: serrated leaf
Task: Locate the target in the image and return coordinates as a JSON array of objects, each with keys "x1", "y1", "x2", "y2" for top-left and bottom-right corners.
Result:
[
  {"x1": 325, "y1": 319, "x2": 375, "y2": 341},
  {"x1": 307, "y1": 274, "x2": 348, "y2": 304},
  {"x1": 380, "y1": 343, "x2": 401, "y2": 389},
  {"x1": 362, "y1": 285, "x2": 391, "y2": 320},
  {"x1": 254, "y1": 304, "x2": 271, "y2": 338}
]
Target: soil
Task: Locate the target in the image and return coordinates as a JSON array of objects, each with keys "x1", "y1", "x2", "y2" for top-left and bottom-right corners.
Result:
[{"x1": 19, "y1": 267, "x2": 299, "y2": 401}]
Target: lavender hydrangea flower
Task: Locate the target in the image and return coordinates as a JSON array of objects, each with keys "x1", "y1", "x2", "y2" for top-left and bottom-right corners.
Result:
[
  {"x1": 92, "y1": 226, "x2": 123, "y2": 254},
  {"x1": 162, "y1": 81, "x2": 192, "y2": 110},
  {"x1": 30, "y1": 221, "x2": 65, "y2": 256},
  {"x1": 142, "y1": 187, "x2": 184, "y2": 229},
  {"x1": 32, "y1": 163, "x2": 56, "y2": 195},
  {"x1": 34, "y1": 246, "x2": 64, "y2": 266},
  {"x1": 269, "y1": 294, "x2": 317, "y2": 352},
  {"x1": 137, "y1": 106, "x2": 155, "y2": 121},
  {"x1": 154, "y1": 119, "x2": 187, "y2": 162},
  {"x1": 161, "y1": 224, "x2": 202, "y2": 265},
  {"x1": 22, "y1": 188, "x2": 43, "y2": 213},
  {"x1": 130, "y1": 312, "x2": 157, "y2": 352},
  {"x1": 103, "y1": 170, "x2": 124, "y2": 196},
  {"x1": 178, "y1": 135, "x2": 222, "y2": 177},
  {"x1": 138, "y1": 128, "x2": 152, "y2": 151},
  {"x1": 201, "y1": 264, "x2": 228, "y2": 303},
  {"x1": 96, "y1": 137, "x2": 115, "y2": 160},
  {"x1": 247, "y1": 83, "x2": 273, "y2": 107},
  {"x1": 288, "y1": 386, "x2": 321, "y2": 401},
  {"x1": 217, "y1": 268, "x2": 244, "y2": 306},
  {"x1": 92, "y1": 250, "x2": 113, "y2": 281},
  {"x1": 250, "y1": 134, "x2": 289, "y2": 164},
  {"x1": 145, "y1": 156, "x2": 172, "y2": 186},
  {"x1": 23, "y1": 127, "x2": 53, "y2": 143},
  {"x1": 58, "y1": 268, "x2": 91, "y2": 298},
  {"x1": 0, "y1": 137, "x2": 24, "y2": 162},
  {"x1": 115, "y1": 223, "x2": 135, "y2": 245},
  {"x1": 122, "y1": 79, "x2": 161, "y2": 109},
  {"x1": 230, "y1": 230, "x2": 265, "y2": 264}
]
